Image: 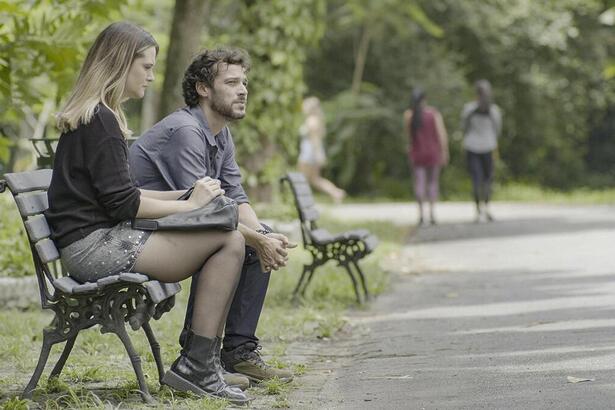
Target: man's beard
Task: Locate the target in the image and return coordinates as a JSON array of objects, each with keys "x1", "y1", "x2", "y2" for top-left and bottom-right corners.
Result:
[{"x1": 210, "y1": 91, "x2": 246, "y2": 121}]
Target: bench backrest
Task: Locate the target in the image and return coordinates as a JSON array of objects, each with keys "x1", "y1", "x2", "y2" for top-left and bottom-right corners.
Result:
[
  {"x1": 30, "y1": 137, "x2": 139, "y2": 169},
  {"x1": 281, "y1": 172, "x2": 321, "y2": 245},
  {"x1": 2, "y1": 169, "x2": 62, "y2": 308}
]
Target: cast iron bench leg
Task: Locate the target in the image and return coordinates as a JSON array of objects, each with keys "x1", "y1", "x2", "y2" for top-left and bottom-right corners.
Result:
[
  {"x1": 114, "y1": 324, "x2": 155, "y2": 404},
  {"x1": 352, "y1": 260, "x2": 370, "y2": 301},
  {"x1": 48, "y1": 334, "x2": 78, "y2": 380},
  {"x1": 293, "y1": 265, "x2": 312, "y2": 300},
  {"x1": 301, "y1": 265, "x2": 318, "y2": 297},
  {"x1": 142, "y1": 322, "x2": 165, "y2": 384},
  {"x1": 342, "y1": 263, "x2": 362, "y2": 304},
  {"x1": 22, "y1": 331, "x2": 56, "y2": 398}
]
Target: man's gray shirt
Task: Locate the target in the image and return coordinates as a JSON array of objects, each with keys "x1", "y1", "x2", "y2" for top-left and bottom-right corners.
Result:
[{"x1": 128, "y1": 106, "x2": 249, "y2": 204}]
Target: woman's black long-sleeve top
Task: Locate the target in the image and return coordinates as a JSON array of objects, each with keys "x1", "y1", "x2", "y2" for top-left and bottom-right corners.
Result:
[{"x1": 46, "y1": 104, "x2": 141, "y2": 249}]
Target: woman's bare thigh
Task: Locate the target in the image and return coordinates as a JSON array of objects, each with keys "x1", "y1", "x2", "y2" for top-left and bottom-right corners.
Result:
[
  {"x1": 133, "y1": 230, "x2": 236, "y2": 282},
  {"x1": 298, "y1": 162, "x2": 321, "y2": 180}
]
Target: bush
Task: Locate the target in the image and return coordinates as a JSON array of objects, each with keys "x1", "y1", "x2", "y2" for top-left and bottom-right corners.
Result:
[{"x1": 0, "y1": 194, "x2": 34, "y2": 278}]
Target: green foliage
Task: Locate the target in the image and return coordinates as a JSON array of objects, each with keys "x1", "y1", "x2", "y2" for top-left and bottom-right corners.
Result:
[
  {"x1": 0, "y1": 194, "x2": 34, "y2": 278},
  {"x1": 1, "y1": 397, "x2": 30, "y2": 410},
  {"x1": 259, "y1": 377, "x2": 291, "y2": 395},
  {"x1": 336, "y1": 0, "x2": 443, "y2": 38},
  {"x1": 492, "y1": 181, "x2": 615, "y2": 204},
  {"x1": 324, "y1": 87, "x2": 399, "y2": 194},
  {"x1": 307, "y1": 2, "x2": 467, "y2": 197},
  {"x1": 0, "y1": 137, "x2": 12, "y2": 164},
  {"x1": 305, "y1": 0, "x2": 615, "y2": 195},
  {"x1": 0, "y1": 0, "x2": 132, "y2": 171},
  {"x1": 429, "y1": 0, "x2": 615, "y2": 189},
  {"x1": 202, "y1": 0, "x2": 326, "y2": 193}
]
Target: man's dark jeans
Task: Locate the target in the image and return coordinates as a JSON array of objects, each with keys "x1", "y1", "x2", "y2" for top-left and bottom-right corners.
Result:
[{"x1": 179, "y1": 246, "x2": 271, "y2": 351}]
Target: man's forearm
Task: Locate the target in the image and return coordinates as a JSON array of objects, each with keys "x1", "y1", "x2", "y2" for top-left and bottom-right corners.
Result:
[
  {"x1": 237, "y1": 203, "x2": 266, "y2": 248},
  {"x1": 238, "y1": 202, "x2": 262, "y2": 230},
  {"x1": 237, "y1": 222, "x2": 265, "y2": 248}
]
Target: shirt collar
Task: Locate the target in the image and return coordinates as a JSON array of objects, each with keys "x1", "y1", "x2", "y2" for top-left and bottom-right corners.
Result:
[{"x1": 189, "y1": 105, "x2": 218, "y2": 147}]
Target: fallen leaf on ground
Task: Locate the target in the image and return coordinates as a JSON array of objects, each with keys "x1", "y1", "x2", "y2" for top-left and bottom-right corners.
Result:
[
  {"x1": 567, "y1": 376, "x2": 595, "y2": 383},
  {"x1": 364, "y1": 375, "x2": 413, "y2": 380}
]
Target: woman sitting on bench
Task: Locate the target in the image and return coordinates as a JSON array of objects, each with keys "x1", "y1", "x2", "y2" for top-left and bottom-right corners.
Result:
[{"x1": 45, "y1": 22, "x2": 249, "y2": 405}]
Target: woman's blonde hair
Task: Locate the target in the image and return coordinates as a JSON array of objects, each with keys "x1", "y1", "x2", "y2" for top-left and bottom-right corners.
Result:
[{"x1": 57, "y1": 21, "x2": 158, "y2": 136}]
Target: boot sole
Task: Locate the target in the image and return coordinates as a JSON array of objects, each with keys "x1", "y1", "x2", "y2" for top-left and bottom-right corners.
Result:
[{"x1": 161, "y1": 370, "x2": 252, "y2": 405}]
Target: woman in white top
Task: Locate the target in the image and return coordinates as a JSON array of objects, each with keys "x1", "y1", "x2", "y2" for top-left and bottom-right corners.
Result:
[{"x1": 461, "y1": 80, "x2": 502, "y2": 222}]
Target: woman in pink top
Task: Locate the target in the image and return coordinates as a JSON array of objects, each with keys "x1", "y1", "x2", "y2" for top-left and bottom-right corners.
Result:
[{"x1": 403, "y1": 88, "x2": 449, "y2": 225}]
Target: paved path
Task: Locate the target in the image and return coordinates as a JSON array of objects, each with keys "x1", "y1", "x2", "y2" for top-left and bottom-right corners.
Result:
[{"x1": 289, "y1": 202, "x2": 615, "y2": 409}]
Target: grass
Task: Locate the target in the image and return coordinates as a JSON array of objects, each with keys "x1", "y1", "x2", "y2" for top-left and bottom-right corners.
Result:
[
  {"x1": 275, "y1": 182, "x2": 615, "y2": 205},
  {"x1": 0, "y1": 193, "x2": 34, "y2": 278},
  {"x1": 0, "y1": 201, "x2": 405, "y2": 409},
  {"x1": 491, "y1": 182, "x2": 615, "y2": 204},
  {"x1": 2, "y1": 177, "x2": 610, "y2": 405}
]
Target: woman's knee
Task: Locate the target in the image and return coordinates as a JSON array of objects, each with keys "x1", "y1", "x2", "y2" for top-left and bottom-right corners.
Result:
[{"x1": 223, "y1": 230, "x2": 246, "y2": 260}]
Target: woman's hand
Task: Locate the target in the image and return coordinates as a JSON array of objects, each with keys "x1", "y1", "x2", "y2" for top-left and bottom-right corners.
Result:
[{"x1": 187, "y1": 177, "x2": 224, "y2": 208}]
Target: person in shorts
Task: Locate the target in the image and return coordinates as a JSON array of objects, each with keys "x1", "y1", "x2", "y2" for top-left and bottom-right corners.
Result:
[{"x1": 45, "y1": 22, "x2": 249, "y2": 405}]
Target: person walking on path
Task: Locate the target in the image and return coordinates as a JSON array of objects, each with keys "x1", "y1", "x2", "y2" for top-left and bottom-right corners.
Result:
[
  {"x1": 461, "y1": 79, "x2": 502, "y2": 222},
  {"x1": 45, "y1": 23, "x2": 249, "y2": 404},
  {"x1": 403, "y1": 88, "x2": 449, "y2": 225},
  {"x1": 298, "y1": 96, "x2": 346, "y2": 203}
]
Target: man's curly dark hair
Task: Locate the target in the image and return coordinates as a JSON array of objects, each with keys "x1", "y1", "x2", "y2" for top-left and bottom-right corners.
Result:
[{"x1": 182, "y1": 48, "x2": 251, "y2": 107}]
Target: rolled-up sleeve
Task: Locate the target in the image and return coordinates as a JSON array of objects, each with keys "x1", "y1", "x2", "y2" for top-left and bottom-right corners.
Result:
[
  {"x1": 87, "y1": 132, "x2": 141, "y2": 220},
  {"x1": 161, "y1": 127, "x2": 209, "y2": 189},
  {"x1": 220, "y1": 136, "x2": 249, "y2": 204}
]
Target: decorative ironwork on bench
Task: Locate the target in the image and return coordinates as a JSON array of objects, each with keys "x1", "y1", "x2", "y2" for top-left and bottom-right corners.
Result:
[{"x1": 1, "y1": 169, "x2": 180, "y2": 404}]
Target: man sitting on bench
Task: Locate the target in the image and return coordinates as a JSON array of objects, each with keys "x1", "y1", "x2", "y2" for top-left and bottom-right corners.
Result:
[{"x1": 129, "y1": 48, "x2": 294, "y2": 386}]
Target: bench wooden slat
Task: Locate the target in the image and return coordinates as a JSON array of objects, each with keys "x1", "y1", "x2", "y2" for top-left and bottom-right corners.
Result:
[
  {"x1": 53, "y1": 276, "x2": 83, "y2": 294},
  {"x1": 24, "y1": 215, "x2": 52, "y2": 242},
  {"x1": 15, "y1": 192, "x2": 49, "y2": 217},
  {"x1": 119, "y1": 272, "x2": 149, "y2": 283},
  {"x1": 285, "y1": 172, "x2": 307, "y2": 183},
  {"x1": 53, "y1": 276, "x2": 99, "y2": 294},
  {"x1": 287, "y1": 178, "x2": 311, "y2": 192},
  {"x1": 292, "y1": 182, "x2": 312, "y2": 197},
  {"x1": 296, "y1": 193, "x2": 315, "y2": 209},
  {"x1": 144, "y1": 281, "x2": 182, "y2": 304},
  {"x1": 35, "y1": 239, "x2": 60, "y2": 264},
  {"x1": 4, "y1": 169, "x2": 52, "y2": 193},
  {"x1": 309, "y1": 228, "x2": 333, "y2": 244},
  {"x1": 301, "y1": 207, "x2": 319, "y2": 221},
  {"x1": 363, "y1": 234, "x2": 379, "y2": 252}
]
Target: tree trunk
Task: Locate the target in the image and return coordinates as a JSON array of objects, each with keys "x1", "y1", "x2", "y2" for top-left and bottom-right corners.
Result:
[
  {"x1": 158, "y1": 0, "x2": 210, "y2": 119},
  {"x1": 140, "y1": 88, "x2": 159, "y2": 132},
  {"x1": 351, "y1": 24, "x2": 372, "y2": 96}
]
